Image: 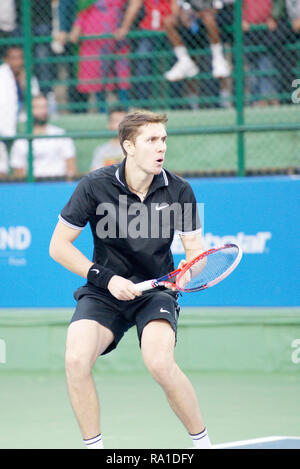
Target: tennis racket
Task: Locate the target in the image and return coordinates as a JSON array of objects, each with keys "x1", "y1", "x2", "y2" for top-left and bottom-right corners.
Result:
[{"x1": 135, "y1": 243, "x2": 242, "y2": 293}]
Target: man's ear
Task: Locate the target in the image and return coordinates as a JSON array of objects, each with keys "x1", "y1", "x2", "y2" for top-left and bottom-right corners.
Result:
[{"x1": 123, "y1": 139, "x2": 134, "y2": 156}]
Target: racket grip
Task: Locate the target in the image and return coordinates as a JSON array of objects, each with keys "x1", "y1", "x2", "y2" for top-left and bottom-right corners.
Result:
[{"x1": 135, "y1": 280, "x2": 154, "y2": 292}]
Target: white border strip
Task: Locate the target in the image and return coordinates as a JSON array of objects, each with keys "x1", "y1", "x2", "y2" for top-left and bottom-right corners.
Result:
[
  {"x1": 58, "y1": 214, "x2": 85, "y2": 231},
  {"x1": 177, "y1": 228, "x2": 202, "y2": 236},
  {"x1": 212, "y1": 436, "x2": 300, "y2": 449},
  {"x1": 115, "y1": 168, "x2": 125, "y2": 187},
  {"x1": 161, "y1": 168, "x2": 169, "y2": 186}
]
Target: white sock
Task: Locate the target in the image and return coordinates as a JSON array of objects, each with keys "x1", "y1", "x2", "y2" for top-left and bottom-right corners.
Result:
[
  {"x1": 83, "y1": 433, "x2": 104, "y2": 449},
  {"x1": 189, "y1": 428, "x2": 212, "y2": 449},
  {"x1": 174, "y1": 46, "x2": 190, "y2": 61},
  {"x1": 210, "y1": 42, "x2": 224, "y2": 59}
]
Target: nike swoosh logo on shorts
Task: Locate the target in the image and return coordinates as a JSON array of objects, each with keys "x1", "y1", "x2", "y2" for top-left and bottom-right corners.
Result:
[
  {"x1": 91, "y1": 268, "x2": 100, "y2": 274},
  {"x1": 155, "y1": 204, "x2": 169, "y2": 211},
  {"x1": 160, "y1": 308, "x2": 170, "y2": 314}
]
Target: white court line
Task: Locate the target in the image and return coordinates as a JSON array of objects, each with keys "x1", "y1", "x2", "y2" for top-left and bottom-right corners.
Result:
[{"x1": 212, "y1": 436, "x2": 300, "y2": 449}]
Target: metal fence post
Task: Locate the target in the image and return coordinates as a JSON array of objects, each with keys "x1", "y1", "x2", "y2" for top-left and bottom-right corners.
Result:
[
  {"x1": 234, "y1": 0, "x2": 245, "y2": 177},
  {"x1": 23, "y1": 0, "x2": 34, "y2": 182}
]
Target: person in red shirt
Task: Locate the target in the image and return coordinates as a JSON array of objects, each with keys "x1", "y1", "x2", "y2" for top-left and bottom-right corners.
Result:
[
  {"x1": 243, "y1": 0, "x2": 274, "y2": 27},
  {"x1": 116, "y1": 0, "x2": 181, "y2": 102},
  {"x1": 69, "y1": 0, "x2": 130, "y2": 111},
  {"x1": 116, "y1": 0, "x2": 174, "y2": 38},
  {"x1": 163, "y1": 1, "x2": 230, "y2": 81},
  {"x1": 116, "y1": 0, "x2": 230, "y2": 84}
]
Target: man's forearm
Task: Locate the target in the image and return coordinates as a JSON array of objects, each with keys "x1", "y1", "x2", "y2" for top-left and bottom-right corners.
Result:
[
  {"x1": 50, "y1": 238, "x2": 92, "y2": 279},
  {"x1": 50, "y1": 238, "x2": 115, "y2": 290}
]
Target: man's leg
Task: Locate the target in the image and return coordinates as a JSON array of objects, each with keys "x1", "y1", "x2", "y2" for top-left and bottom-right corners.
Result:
[
  {"x1": 65, "y1": 319, "x2": 114, "y2": 444},
  {"x1": 200, "y1": 9, "x2": 231, "y2": 79},
  {"x1": 163, "y1": 14, "x2": 199, "y2": 81},
  {"x1": 141, "y1": 320, "x2": 211, "y2": 447}
]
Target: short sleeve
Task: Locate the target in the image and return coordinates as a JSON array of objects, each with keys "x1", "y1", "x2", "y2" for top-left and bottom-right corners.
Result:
[
  {"x1": 175, "y1": 181, "x2": 201, "y2": 235},
  {"x1": 59, "y1": 176, "x2": 97, "y2": 230}
]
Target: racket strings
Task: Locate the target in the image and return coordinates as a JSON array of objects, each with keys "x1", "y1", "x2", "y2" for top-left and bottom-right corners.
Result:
[{"x1": 178, "y1": 246, "x2": 239, "y2": 291}]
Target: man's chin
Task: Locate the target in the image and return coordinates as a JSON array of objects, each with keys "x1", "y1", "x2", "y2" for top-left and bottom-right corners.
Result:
[
  {"x1": 152, "y1": 167, "x2": 163, "y2": 176},
  {"x1": 153, "y1": 162, "x2": 164, "y2": 174}
]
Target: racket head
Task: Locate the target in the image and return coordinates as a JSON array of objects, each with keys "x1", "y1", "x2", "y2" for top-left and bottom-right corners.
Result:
[{"x1": 175, "y1": 243, "x2": 242, "y2": 292}]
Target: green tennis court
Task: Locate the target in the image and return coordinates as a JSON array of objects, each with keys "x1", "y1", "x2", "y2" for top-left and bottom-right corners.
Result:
[{"x1": 1, "y1": 307, "x2": 300, "y2": 449}]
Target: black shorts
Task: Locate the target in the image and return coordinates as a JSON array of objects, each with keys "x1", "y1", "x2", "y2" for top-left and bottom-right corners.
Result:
[
  {"x1": 189, "y1": 0, "x2": 214, "y2": 11},
  {"x1": 71, "y1": 283, "x2": 180, "y2": 355}
]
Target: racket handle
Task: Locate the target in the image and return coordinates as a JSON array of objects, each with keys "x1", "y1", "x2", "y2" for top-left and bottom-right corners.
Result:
[{"x1": 135, "y1": 280, "x2": 154, "y2": 292}]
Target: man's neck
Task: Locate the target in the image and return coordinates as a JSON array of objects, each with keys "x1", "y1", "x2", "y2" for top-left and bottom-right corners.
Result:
[
  {"x1": 125, "y1": 159, "x2": 153, "y2": 195},
  {"x1": 33, "y1": 124, "x2": 47, "y2": 135}
]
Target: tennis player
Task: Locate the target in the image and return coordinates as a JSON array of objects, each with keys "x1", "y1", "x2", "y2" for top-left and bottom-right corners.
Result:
[{"x1": 49, "y1": 110, "x2": 212, "y2": 449}]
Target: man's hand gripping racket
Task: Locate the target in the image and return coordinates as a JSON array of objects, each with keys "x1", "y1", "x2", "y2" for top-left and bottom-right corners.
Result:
[{"x1": 135, "y1": 244, "x2": 242, "y2": 293}]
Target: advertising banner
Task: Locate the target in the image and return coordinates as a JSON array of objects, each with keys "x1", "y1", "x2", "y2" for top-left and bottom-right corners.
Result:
[{"x1": 0, "y1": 176, "x2": 299, "y2": 307}]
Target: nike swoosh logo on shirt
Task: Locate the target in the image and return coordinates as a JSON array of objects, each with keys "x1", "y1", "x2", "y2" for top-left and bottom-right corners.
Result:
[
  {"x1": 91, "y1": 268, "x2": 100, "y2": 274},
  {"x1": 155, "y1": 204, "x2": 169, "y2": 211},
  {"x1": 160, "y1": 308, "x2": 170, "y2": 314}
]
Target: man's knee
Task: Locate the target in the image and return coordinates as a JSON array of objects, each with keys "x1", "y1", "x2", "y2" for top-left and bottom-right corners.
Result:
[
  {"x1": 65, "y1": 320, "x2": 114, "y2": 378},
  {"x1": 145, "y1": 355, "x2": 173, "y2": 382},
  {"x1": 142, "y1": 341, "x2": 177, "y2": 386},
  {"x1": 146, "y1": 355, "x2": 179, "y2": 392},
  {"x1": 141, "y1": 319, "x2": 177, "y2": 384},
  {"x1": 65, "y1": 348, "x2": 95, "y2": 379}
]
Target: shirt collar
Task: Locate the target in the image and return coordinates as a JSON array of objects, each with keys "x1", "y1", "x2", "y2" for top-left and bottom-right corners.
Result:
[{"x1": 114, "y1": 157, "x2": 169, "y2": 195}]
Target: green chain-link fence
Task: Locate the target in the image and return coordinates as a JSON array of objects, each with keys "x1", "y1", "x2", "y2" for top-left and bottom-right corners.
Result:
[{"x1": 0, "y1": 0, "x2": 300, "y2": 182}]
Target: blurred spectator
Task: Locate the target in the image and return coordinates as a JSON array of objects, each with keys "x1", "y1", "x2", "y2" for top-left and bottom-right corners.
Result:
[
  {"x1": 51, "y1": 0, "x2": 74, "y2": 54},
  {"x1": 69, "y1": 0, "x2": 130, "y2": 112},
  {"x1": 270, "y1": 0, "x2": 300, "y2": 103},
  {"x1": 175, "y1": 1, "x2": 231, "y2": 109},
  {"x1": 243, "y1": 0, "x2": 279, "y2": 106},
  {"x1": 31, "y1": 1, "x2": 55, "y2": 98},
  {"x1": 54, "y1": 0, "x2": 89, "y2": 113},
  {"x1": 10, "y1": 94, "x2": 77, "y2": 180},
  {"x1": 15, "y1": 0, "x2": 55, "y2": 94},
  {"x1": 216, "y1": 0, "x2": 235, "y2": 108},
  {"x1": 0, "y1": 0, "x2": 16, "y2": 59},
  {"x1": 14, "y1": 1, "x2": 55, "y2": 104},
  {"x1": 116, "y1": 0, "x2": 178, "y2": 104},
  {"x1": 0, "y1": 45, "x2": 39, "y2": 178},
  {"x1": 286, "y1": 0, "x2": 300, "y2": 32},
  {"x1": 116, "y1": 0, "x2": 230, "y2": 107},
  {"x1": 0, "y1": 46, "x2": 22, "y2": 178},
  {"x1": 164, "y1": 1, "x2": 231, "y2": 82},
  {"x1": 90, "y1": 106, "x2": 126, "y2": 171}
]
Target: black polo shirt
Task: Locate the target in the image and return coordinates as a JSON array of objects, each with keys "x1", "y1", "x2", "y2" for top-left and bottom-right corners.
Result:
[{"x1": 59, "y1": 158, "x2": 201, "y2": 283}]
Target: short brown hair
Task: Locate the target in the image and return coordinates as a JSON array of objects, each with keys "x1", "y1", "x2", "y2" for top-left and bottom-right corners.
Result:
[{"x1": 118, "y1": 109, "x2": 168, "y2": 156}]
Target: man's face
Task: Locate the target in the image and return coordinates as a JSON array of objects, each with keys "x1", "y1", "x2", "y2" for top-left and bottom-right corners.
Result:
[
  {"x1": 108, "y1": 111, "x2": 126, "y2": 132},
  {"x1": 5, "y1": 47, "x2": 24, "y2": 76},
  {"x1": 32, "y1": 97, "x2": 49, "y2": 124},
  {"x1": 127, "y1": 123, "x2": 167, "y2": 176}
]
